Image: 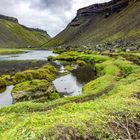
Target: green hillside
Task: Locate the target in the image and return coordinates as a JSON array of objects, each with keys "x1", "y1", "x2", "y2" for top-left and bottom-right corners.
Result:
[
  {"x1": 0, "y1": 15, "x2": 50, "y2": 48},
  {"x1": 46, "y1": 0, "x2": 140, "y2": 51}
]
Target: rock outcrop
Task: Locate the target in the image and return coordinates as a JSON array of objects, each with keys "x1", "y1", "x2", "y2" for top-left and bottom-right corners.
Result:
[
  {"x1": 0, "y1": 14, "x2": 18, "y2": 23},
  {"x1": 70, "y1": 0, "x2": 129, "y2": 26}
]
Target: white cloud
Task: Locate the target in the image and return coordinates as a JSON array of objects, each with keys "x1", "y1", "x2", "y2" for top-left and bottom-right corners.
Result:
[{"x1": 0, "y1": 0, "x2": 110, "y2": 36}]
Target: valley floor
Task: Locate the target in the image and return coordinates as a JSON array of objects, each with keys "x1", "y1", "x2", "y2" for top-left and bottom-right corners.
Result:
[{"x1": 0, "y1": 51, "x2": 140, "y2": 139}]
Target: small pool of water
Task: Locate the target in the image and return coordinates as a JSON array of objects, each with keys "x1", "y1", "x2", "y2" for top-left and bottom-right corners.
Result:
[
  {"x1": 0, "y1": 86, "x2": 13, "y2": 107},
  {"x1": 53, "y1": 74, "x2": 82, "y2": 96},
  {"x1": 53, "y1": 63, "x2": 96, "y2": 96}
]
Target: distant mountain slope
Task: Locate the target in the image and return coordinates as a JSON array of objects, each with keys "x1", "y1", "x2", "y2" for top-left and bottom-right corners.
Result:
[
  {"x1": 46, "y1": 0, "x2": 140, "y2": 50},
  {"x1": 0, "y1": 15, "x2": 51, "y2": 48}
]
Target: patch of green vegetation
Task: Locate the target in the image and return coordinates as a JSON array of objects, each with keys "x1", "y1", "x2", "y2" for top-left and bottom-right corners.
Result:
[
  {"x1": 12, "y1": 79, "x2": 59, "y2": 102},
  {"x1": 0, "y1": 52, "x2": 140, "y2": 139},
  {"x1": 76, "y1": 60, "x2": 87, "y2": 66},
  {"x1": 12, "y1": 79, "x2": 49, "y2": 94},
  {"x1": 1, "y1": 75, "x2": 11, "y2": 86},
  {"x1": 0, "y1": 77, "x2": 6, "y2": 92},
  {"x1": 95, "y1": 60, "x2": 121, "y2": 76},
  {"x1": 50, "y1": 51, "x2": 110, "y2": 63},
  {"x1": 0, "y1": 49, "x2": 24, "y2": 55},
  {"x1": 12, "y1": 64, "x2": 57, "y2": 84},
  {"x1": 11, "y1": 64, "x2": 58, "y2": 102},
  {"x1": 64, "y1": 65, "x2": 73, "y2": 71},
  {"x1": 114, "y1": 58, "x2": 140, "y2": 76}
]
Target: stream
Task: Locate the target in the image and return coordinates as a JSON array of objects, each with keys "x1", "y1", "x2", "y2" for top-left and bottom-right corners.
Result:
[{"x1": 0, "y1": 50, "x2": 95, "y2": 107}]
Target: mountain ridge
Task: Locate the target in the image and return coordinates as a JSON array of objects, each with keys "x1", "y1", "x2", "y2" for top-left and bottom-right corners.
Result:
[
  {"x1": 0, "y1": 14, "x2": 50, "y2": 48},
  {"x1": 45, "y1": 0, "x2": 140, "y2": 51}
]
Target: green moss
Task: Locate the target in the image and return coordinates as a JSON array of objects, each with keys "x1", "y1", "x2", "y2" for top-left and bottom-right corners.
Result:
[
  {"x1": 83, "y1": 74, "x2": 116, "y2": 95},
  {"x1": 0, "y1": 77, "x2": 6, "y2": 92},
  {"x1": 12, "y1": 79, "x2": 59, "y2": 102},
  {"x1": 0, "y1": 49, "x2": 24, "y2": 54},
  {"x1": 114, "y1": 58, "x2": 140, "y2": 75},
  {"x1": 0, "y1": 75, "x2": 11, "y2": 86},
  {"x1": 64, "y1": 65, "x2": 73, "y2": 71},
  {"x1": 76, "y1": 60, "x2": 87, "y2": 66},
  {"x1": 12, "y1": 64, "x2": 57, "y2": 84},
  {"x1": 51, "y1": 51, "x2": 109, "y2": 63},
  {"x1": 48, "y1": 92, "x2": 60, "y2": 100},
  {"x1": 12, "y1": 80, "x2": 49, "y2": 93},
  {"x1": 95, "y1": 60, "x2": 121, "y2": 76}
]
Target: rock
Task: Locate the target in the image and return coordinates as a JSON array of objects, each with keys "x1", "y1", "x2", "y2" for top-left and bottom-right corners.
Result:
[
  {"x1": 70, "y1": 0, "x2": 129, "y2": 26},
  {"x1": 0, "y1": 14, "x2": 18, "y2": 23}
]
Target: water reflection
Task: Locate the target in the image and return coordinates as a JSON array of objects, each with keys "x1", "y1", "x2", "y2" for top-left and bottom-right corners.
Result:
[
  {"x1": 0, "y1": 86, "x2": 13, "y2": 107},
  {"x1": 53, "y1": 64, "x2": 96, "y2": 96},
  {"x1": 0, "y1": 50, "x2": 57, "y2": 61},
  {"x1": 53, "y1": 74, "x2": 82, "y2": 96},
  {"x1": 72, "y1": 64, "x2": 96, "y2": 83}
]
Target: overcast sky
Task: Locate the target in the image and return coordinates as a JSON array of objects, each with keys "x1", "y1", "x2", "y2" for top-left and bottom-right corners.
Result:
[{"x1": 0, "y1": 0, "x2": 110, "y2": 37}]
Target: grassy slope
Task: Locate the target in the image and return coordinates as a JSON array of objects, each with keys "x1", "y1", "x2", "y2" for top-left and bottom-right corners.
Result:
[
  {"x1": 45, "y1": 0, "x2": 140, "y2": 48},
  {"x1": 0, "y1": 51, "x2": 140, "y2": 139},
  {"x1": 0, "y1": 19, "x2": 50, "y2": 48}
]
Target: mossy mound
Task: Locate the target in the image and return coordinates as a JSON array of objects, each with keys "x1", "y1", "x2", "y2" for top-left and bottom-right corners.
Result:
[
  {"x1": 0, "y1": 77, "x2": 6, "y2": 92},
  {"x1": 12, "y1": 80, "x2": 59, "y2": 102},
  {"x1": 12, "y1": 64, "x2": 57, "y2": 84},
  {"x1": 11, "y1": 64, "x2": 58, "y2": 102}
]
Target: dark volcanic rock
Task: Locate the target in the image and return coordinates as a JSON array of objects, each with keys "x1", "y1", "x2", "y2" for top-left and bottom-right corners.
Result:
[
  {"x1": 0, "y1": 14, "x2": 18, "y2": 23},
  {"x1": 21, "y1": 25, "x2": 50, "y2": 37},
  {"x1": 70, "y1": 0, "x2": 129, "y2": 26}
]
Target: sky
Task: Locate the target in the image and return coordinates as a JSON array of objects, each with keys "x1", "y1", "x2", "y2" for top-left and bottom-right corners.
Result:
[{"x1": 0, "y1": 0, "x2": 110, "y2": 37}]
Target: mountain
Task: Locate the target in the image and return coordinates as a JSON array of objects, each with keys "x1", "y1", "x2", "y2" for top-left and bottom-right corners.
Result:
[
  {"x1": 46, "y1": 0, "x2": 140, "y2": 51},
  {"x1": 0, "y1": 14, "x2": 51, "y2": 48}
]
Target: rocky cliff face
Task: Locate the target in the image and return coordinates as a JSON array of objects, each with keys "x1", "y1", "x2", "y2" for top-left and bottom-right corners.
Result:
[
  {"x1": 70, "y1": 0, "x2": 128, "y2": 26},
  {"x1": 21, "y1": 25, "x2": 51, "y2": 38},
  {"x1": 0, "y1": 14, "x2": 18, "y2": 24}
]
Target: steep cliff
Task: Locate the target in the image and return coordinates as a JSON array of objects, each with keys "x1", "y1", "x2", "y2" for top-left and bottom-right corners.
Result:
[
  {"x1": 46, "y1": 0, "x2": 140, "y2": 50},
  {"x1": 0, "y1": 15, "x2": 50, "y2": 48}
]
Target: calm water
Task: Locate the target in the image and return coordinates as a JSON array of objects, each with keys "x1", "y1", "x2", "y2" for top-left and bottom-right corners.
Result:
[
  {"x1": 53, "y1": 64, "x2": 96, "y2": 96},
  {"x1": 0, "y1": 86, "x2": 13, "y2": 107},
  {"x1": 0, "y1": 50, "x2": 95, "y2": 107},
  {"x1": 53, "y1": 74, "x2": 83, "y2": 96},
  {"x1": 0, "y1": 50, "x2": 57, "y2": 61}
]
